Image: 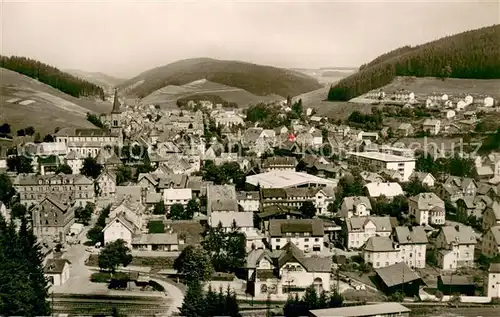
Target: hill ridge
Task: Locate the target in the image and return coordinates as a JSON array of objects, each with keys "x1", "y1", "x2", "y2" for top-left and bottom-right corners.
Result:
[
  {"x1": 120, "y1": 57, "x2": 321, "y2": 98},
  {"x1": 328, "y1": 24, "x2": 500, "y2": 101}
]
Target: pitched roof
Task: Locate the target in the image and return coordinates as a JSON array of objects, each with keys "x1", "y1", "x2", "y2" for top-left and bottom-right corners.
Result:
[
  {"x1": 364, "y1": 182, "x2": 403, "y2": 197},
  {"x1": 394, "y1": 226, "x2": 428, "y2": 244},
  {"x1": 375, "y1": 262, "x2": 422, "y2": 287},
  {"x1": 440, "y1": 225, "x2": 477, "y2": 245},
  {"x1": 364, "y1": 236, "x2": 396, "y2": 252},
  {"x1": 489, "y1": 262, "x2": 500, "y2": 273},
  {"x1": 410, "y1": 171, "x2": 434, "y2": 182},
  {"x1": 309, "y1": 303, "x2": 410, "y2": 317},
  {"x1": 485, "y1": 201, "x2": 500, "y2": 221},
  {"x1": 346, "y1": 216, "x2": 392, "y2": 232},
  {"x1": 102, "y1": 214, "x2": 136, "y2": 233},
  {"x1": 409, "y1": 192, "x2": 444, "y2": 210},
  {"x1": 487, "y1": 226, "x2": 500, "y2": 245},
  {"x1": 210, "y1": 211, "x2": 253, "y2": 228},
  {"x1": 44, "y1": 259, "x2": 71, "y2": 274},
  {"x1": 269, "y1": 219, "x2": 324, "y2": 237},
  {"x1": 341, "y1": 196, "x2": 372, "y2": 211},
  {"x1": 276, "y1": 242, "x2": 331, "y2": 272},
  {"x1": 131, "y1": 233, "x2": 178, "y2": 245}
]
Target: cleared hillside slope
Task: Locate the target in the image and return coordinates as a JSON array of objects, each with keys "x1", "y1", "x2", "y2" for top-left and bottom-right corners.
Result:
[
  {"x1": 0, "y1": 68, "x2": 111, "y2": 135},
  {"x1": 120, "y1": 58, "x2": 321, "y2": 98}
]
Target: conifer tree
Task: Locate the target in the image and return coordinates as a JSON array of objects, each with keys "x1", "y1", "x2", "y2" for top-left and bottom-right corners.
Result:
[{"x1": 180, "y1": 280, "x2": 206, "y2": 317}]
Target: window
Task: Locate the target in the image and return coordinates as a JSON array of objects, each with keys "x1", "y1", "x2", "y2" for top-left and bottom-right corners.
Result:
[
  {"x1": 376, "y1": 262, "x2": 380, "y2": 266},
  {"x1": 304, "y1": 245, "x2": 309, "y2": 248},
  {"x1": 276, "y1": 239, "x2": 280, "y2": 242},
  {"x1": 315, "y1": 238, "x2": 319, "y2": 242},
  {"x1": 304, "y1": 238, "x2": 309, "y2": 242}
]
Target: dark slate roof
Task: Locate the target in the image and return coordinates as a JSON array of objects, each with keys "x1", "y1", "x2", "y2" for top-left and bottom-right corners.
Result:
[
  {"x1": 269, "y1": 219, "x2": 324, "y2": 237},
  {"x1": 375, "y1": 262, "x2": 422, "y2": 287},
  {"x1": 44, "y1": 259, "x2": 71, "y2": 274}
]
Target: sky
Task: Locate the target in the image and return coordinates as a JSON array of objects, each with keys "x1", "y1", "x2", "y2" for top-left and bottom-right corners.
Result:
[{"x1": 1, "y1": 0, "x2": 498, "y2": 78}]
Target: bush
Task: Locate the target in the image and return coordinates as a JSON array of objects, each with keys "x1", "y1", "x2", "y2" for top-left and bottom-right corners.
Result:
[
  {"x1": 91, "y1": 272, "x2": 111, "y2": 283},
  {"x1": 148, "y1": 220, "x2": 165, "y2": 233}
]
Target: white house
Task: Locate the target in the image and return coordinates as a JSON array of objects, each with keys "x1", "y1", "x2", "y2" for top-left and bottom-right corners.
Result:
[
  {"x1": 246, "y1": 243, "x2": 331, "y2": 297},
  {"x1": 340, "y1": 196, "x2": 371, "y2": 219},
  {"x1": 409, "y1": 171, "x2": 435, "y2": 187},
  {"x1": 408, "y1": 192, "x2": 445, "y2": 226},
  {"x1": 210, "y1": 211, "x2": 254, "y2": 233},
  {"x1": 163, "y1": 188, "x2": 192, "y2": 212},
  {"x1": 393, "y1": 226, "x2": 428, "y2": 269},
  {"x1": 345, "y1": 216, "x2": 392, "y2": 250},
  {"x1": 237, "y1": 191, "x2": 260, "y2": 212},
  {"x1": 422, "y1": 119, "x2": 441, "y2": 135},
  {"x1": 363, "y1": 236, "x2": 400, "y2": 269},
  {"x1": 486, "y1": 263, "x2": 500, "y2": 298},
  {"x1": 268, "y1": 219, "x2": 324, "y2": 253},
  {"x1": 102, "y1": 215, "x2": 136, "y2": 248},
  {"x1": 44, "y1": 259, "x2": 71, "y2": 286},
  {"x1": 436, "y1": 225, "x2": 476, "y2": 271},
  {"x1": 364, "y1": 182, "x2": 404, "y2": 199}
]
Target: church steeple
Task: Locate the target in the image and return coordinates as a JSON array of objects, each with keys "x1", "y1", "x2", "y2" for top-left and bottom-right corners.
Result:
[{"x1": 111, "y1": 88, "x2": 121, "y2": 114}]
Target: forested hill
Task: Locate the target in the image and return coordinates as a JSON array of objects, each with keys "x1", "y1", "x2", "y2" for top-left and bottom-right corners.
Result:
[
  {"x1": 0, "y1": 56, "x2": 105, "y2": 100},
  {"x1": 328, "y1": 24, "x2": 500, "y2": 101}
]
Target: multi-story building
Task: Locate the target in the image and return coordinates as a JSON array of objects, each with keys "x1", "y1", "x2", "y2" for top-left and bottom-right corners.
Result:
[
  {"x1": 261, "y1": 156, "x2": 298, "y2": 172},
  {"x1": 246, "y1": 243, "x2": 331, "y2": 297},
  {"x1": 347, "y1": 152, "x2": 416, "y2": 181},
  {"x1": 345, "y1": 216, "x2": 392, "y2": 249},
  {"x1": 393, "y1": 226, "x2": 428, "y2": 269},
  {"x1": 64, "y1": 151, "x2": 84, "y2": 174},
  {"x1": 14, "y1": 173, "x2": 94, "y2": 207},
  {"x1": 363, "y1": 236, "x2": 400, "y2": 269},
  {"x1": 268, "y1": 219, "x2": 324, "y2": 252},
  {"x1": 260, "y1": 187, "x2": 334, "y2": 215},
  {"x1": 207, "y1": 184, "x2": 253, "y2": 232},
  {"x1": 482, "y1": 201, "x2": 500, "y2": 232},
  {"x1": 409, "y1": 192, "x2": 445, "y2": 226},
  {"x1": 163, "y1": 188, "x2": 192, "y2": 211},
  {"x1": 486, "y1": 263, "x2": 500, "y2": 298},
  {"x1": 54, "y1": 128, "x2": 119, "y2": 158},
  {"x1": 481, "y1": 226, "x2": 500, "y2": 258},
  {"x1": 363, "y1": 226, "x2": 428, "y2": 269},
  {"x1": 237, "y1": 191, "x2": 260, "y2": 212},
  {"x1": 436, "y1": 225, "x2": 476, "y2": 271},
  {"x1": 96, "y1": 169, "x2": 117, "y2": 199},
  {"x1": 340, "y1": 196, "x2": 372, "y2": 219},
  {"x1": 31, "y1": 196, "x2": 76, "y2": 243}
]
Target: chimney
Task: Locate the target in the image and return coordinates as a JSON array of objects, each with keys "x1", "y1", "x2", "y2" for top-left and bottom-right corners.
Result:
[{"x1": 455, "y1": 225, "x2": 460, "y2": 232}]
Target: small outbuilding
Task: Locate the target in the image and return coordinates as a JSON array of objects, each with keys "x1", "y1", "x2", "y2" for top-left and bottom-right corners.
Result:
[
  {"x1": 437, "y1": 275, "x2": 476, "y2": 296},
  {"x1": 44, "y1": 259, "x2": 71, "y2": 286}
]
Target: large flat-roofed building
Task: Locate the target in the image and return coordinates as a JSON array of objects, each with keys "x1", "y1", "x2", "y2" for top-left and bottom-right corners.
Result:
[
  {"x1": 246, "y1": 171, "x2": 336, "y2": 189},
  {"x1": 347, "y1": 152, "x2": 416, "y2": 181},
  {"x1": 309, "y1": 302, "x2": 410, "y2": 317}
]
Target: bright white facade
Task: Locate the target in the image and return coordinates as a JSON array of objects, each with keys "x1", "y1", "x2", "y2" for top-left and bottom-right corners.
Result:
[
  {"x1": 163, "y1": 188, "x2": 192, "y2": 211},
  {"x1": 345, "y1": 216, "x2": 392, "y2": 250},
  {"x1": 486, "y1": 263, "x2": 500, "y2": 298},
  {"x1": 102, "y1": 217, "x2": 134, "y2": 248},
  {"x1": 347, "y1": 152, "x2": 416, "y2": 181}
]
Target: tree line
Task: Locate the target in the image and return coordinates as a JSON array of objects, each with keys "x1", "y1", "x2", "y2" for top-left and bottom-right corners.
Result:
[
  {"x1": 1, "y1": 55, "x2": 105, "y2": 99},
  {"x1": 328, "y1": 24, "x2": 500, "y2": 101}
]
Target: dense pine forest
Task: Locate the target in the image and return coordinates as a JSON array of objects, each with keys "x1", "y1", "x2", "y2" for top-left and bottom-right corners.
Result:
[
  {"x1": 0, "y1": 56, "x2": 105, "y2": 99},
  {"x1": 328, "y1": 24, "x2": 500, "y2": 101}
]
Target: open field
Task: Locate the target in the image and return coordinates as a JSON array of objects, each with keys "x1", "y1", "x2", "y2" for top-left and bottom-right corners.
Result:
[
  {"x1": 0, "y1": 68, "x2": 111, "y2": 135},
  {"x1": 140, "y1": 78, "x2": 283, "y2": 109},
  {"x1": 378, "y1": 76, "x2": 500, "y2": 99}
]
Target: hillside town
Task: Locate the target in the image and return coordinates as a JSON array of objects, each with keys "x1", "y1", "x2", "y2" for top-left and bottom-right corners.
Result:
[{"x1": 2, "y1": 84, "x2": 500, "y2": 317}]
